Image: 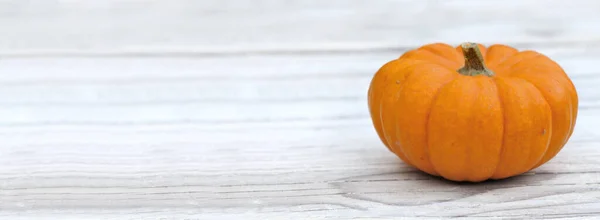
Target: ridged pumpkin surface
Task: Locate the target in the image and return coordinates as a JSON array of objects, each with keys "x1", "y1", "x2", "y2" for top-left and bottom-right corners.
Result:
[{"x1": 367, "y1": 42, "x2": 578, "y2": 182}]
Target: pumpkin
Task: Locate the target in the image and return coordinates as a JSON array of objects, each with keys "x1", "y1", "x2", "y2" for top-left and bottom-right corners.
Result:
[{"x1": 368, "y1": 42, "x2": 578, "y2": 182}]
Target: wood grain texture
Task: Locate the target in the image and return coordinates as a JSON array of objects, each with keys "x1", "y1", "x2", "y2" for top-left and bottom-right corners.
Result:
[{"x1": 1, "y1": 0, "x2": 600, "y2": 219}]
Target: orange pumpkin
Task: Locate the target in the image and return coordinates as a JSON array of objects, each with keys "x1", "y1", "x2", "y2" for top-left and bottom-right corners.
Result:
[{"x1": 368, "y1": 42, "x2": 578, "y2": 182}]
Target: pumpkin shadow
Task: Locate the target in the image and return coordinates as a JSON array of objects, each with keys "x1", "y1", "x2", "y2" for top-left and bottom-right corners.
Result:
[
  {"x1": 332, "y1": 158, "x2": 558, "y2": 207},
  {"x1": 406, "y1": 162, "x2": 557, "y2": 187},
  {"x1": 422, "y1": 171, "x2": 536, "y2": 186}
]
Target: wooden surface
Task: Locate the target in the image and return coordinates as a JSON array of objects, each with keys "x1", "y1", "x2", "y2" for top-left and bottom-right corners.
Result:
[{"x1": 1, "y1": 0, "x2": 600, "y2": 219}]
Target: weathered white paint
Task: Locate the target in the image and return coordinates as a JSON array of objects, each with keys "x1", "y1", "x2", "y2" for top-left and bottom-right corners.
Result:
[{"x1": 0, "y1": 0, "x2": 599, "y2": 219}]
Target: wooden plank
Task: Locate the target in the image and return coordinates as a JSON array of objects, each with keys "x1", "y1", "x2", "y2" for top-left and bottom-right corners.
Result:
[
  {"x1": 0, "y1": 49, "x2": 596, "y2": 126},
  {"x1": 0, "y1": 113, "x2": 599, "y2": 218},
  {"x1": 0, "y1": 0, "x2": 599, "y2": 55}
]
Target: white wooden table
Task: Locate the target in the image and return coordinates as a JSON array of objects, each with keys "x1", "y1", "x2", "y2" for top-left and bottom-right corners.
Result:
[{"x1": 1, "y1": 0, "x2": 600, "y2": 219}]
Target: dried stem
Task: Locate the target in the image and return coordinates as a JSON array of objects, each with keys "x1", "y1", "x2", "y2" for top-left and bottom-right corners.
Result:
[{"x1": 457, "y1": 43, "x2": 494, "y2": 77}]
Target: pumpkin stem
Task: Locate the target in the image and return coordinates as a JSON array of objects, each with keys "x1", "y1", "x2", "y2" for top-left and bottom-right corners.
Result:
[{"x1": 457, "y1": 42, "x2": 495, "y2": 77}]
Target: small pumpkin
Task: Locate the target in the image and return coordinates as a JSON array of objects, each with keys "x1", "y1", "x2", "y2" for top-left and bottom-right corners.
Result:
[{"x1": 368, "y1": 42, "x2": 578, "y2": 182}]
